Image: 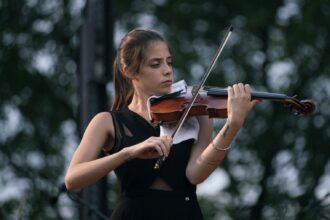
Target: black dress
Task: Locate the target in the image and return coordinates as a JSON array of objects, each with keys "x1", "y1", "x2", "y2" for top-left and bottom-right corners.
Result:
[{"x1": 109, "y1": 109, "x2": 203, "y2": 220}]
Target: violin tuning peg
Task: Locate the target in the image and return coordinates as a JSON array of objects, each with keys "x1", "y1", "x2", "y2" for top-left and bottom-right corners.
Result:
[
  {"x1": 287, "y1": 104, "x2": 302, "y2": 116},
  {"x1": 191, "y1": 85, "x2": 199, "y2": 96}
]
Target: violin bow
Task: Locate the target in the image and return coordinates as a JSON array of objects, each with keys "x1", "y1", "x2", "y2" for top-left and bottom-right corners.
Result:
[{"x1": 154, "y1": 25, "x2": 234, "y2": 170}]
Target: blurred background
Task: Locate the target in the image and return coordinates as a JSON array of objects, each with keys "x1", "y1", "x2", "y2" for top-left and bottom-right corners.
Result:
[{"x1": 1, "y1": 0, "x2": 329, "y2": 219}]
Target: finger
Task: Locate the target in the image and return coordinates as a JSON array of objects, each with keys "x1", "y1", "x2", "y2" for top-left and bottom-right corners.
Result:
[
  {"x1": 232, "y1": 84, "x2": 239, "y2": 96},
  {"x1": 158, "y1": 139, "x2": 169, "y2": 157},
  {"x1": 238, "y1": 83, "x2": 244, "y2": 95},
  {"x1": 165, "y1": 137, "x2": 173, "y2": 156},
  {"x1": 244, "y1": 84, "x2": 251, "y2": 94},
  {"x1": 166, "y1": 136, "x2": 173, "y2": 146},
  {"x1": 154, "y1": 137, "x2": 169, "y2": 157},
  {"x1": 234, "y1": 83, "x2": 244, "y2": 96},
  {"x1": 149, "y1": 138, "x2": 164, "y2": 156},
  {"x1": 162, "y1": 136, "x2": 173, "y2": 153},
  {"x1": 228, "y1": 86, "x2": 234, "y2": 99},
  {"x1": 244, "y1": 84, "x2": 252, "y2": 99},
  {"x1": 164, "y1": 135, "x2": 173, "y2": 144},
  {"x1": 153, "y1": 143, "x2": 164, "y2": 156},
  {"x1": 227, "y1": 86, "x2": 234, "y2": 98}
]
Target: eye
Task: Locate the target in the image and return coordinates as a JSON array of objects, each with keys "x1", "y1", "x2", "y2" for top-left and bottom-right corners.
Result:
[{"x1": 150, "y1": 63, "x2": 160, "y2": 68}]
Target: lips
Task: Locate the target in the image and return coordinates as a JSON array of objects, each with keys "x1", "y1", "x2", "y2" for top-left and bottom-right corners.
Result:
[{"x1": 161, "y1": 80, "x2": 173, "y2": 85}]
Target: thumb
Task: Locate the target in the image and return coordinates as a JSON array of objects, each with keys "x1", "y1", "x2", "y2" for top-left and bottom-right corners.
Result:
[{"x1": 251, "y1": 99, "x2": 261, "y2": 108}]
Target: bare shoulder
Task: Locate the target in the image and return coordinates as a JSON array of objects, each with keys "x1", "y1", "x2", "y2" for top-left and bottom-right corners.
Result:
[
  {"x1": 90, "y1": 112, "x2": 114, "y2": 136},
  {"x1": 94, "y1": 111, "x2": 113, "y2": 121}
]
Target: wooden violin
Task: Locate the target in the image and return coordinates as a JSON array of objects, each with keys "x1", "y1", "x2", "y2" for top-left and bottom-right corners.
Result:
[
  {"x1": 149, "y1": 86, "x2": 316, "y2": 124},
  {"x1": 152, "y1": 25, "x2": 316, "y2": 170}
]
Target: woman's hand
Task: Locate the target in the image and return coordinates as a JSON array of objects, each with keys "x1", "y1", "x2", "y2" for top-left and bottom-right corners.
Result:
[
  {"x1": 128, "y1": 136, "x2": 173, "y2": 159},
  {"x1": 227, "y1": 83, "x2": 259, "y2": 128}
]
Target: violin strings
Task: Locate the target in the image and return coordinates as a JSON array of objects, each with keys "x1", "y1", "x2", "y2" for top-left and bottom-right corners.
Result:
[{"x1": 154, "y1": 25, "x2": 234, "y2": 170}]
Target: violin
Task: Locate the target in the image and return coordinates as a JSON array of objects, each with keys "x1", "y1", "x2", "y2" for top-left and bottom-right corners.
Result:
[
  {"x1": 149, "y1": 86, "x2": 316, "y2": 124},
  {"x1": 152, "y1": 25, "x2": 315, "y2": 170}
]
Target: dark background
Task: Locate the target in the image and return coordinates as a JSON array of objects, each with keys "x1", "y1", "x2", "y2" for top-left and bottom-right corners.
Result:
[{"x1": 1, "y1": 0, "x2": 329, "y2": 219}]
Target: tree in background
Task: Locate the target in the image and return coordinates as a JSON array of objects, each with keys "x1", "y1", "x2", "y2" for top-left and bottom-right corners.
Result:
[
  {"x1": 1, "y1": 0, "x2": 330, "y2": 219},
  {"x1": 0, "y1": 0, "x2": 82, "y2": 219}
]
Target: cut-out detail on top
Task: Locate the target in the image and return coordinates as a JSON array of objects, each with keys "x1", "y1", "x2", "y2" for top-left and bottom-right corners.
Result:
[
  {"x1": 122, "y1": 123, "x2": 134, "y2": 137},
  {"x1": 149, "y1": 177, "x2": 173, "y2": 191}
]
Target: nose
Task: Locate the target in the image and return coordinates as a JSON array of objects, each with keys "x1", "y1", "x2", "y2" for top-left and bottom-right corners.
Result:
[{"x1": 163, "y1": 63, "x2": 172, "y2": 76}]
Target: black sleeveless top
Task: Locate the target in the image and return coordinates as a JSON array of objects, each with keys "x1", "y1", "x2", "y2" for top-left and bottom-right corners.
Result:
[{"x1": 109, "y1": 109, "x2": 196, "y2": 194}]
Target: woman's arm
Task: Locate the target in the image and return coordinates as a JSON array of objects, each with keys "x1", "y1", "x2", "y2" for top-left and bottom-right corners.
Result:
[
  {"x1": 64, "y1": 112, "x2": 131, "y2": 190},
  {"x1": 186, "y1": 117, "x2": 240, "y2": 185},
  {"x1": 186, "y1": 83, "x2": 259, "y2": 185},
  {"x1": 65, "y1": 112, "x2": 173, "y2": 191}
]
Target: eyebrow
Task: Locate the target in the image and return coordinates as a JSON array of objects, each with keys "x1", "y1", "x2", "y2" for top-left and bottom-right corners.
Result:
[{"x1": 148, "y1": 56, "x2": 172, "y2": 62}]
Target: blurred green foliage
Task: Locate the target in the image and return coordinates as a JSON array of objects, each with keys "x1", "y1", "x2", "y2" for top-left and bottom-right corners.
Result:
[
  {"x1": 0, "y1": 0, "x2": 81, "y2": 219},
  {"x1": 1, "y1": 0, "x2": 329, "y2": 219}
]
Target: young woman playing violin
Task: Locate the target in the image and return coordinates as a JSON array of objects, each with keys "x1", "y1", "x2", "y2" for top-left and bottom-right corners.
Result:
[{"x1": 65, "y1": 28, "x2": 259, "y2": 219}]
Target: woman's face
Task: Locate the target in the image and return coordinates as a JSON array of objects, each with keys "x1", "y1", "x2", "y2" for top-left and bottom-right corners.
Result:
[{"x1": 132, "y1": 41, "x2": 173, "y2": 96}]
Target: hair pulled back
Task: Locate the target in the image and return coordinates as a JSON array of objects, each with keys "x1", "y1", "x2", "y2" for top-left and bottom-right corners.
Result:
[{"x1": 111, "y1": 28, "x2": 168, "y2": 111}]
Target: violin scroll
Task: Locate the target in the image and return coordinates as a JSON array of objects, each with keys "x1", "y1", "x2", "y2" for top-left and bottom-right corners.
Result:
[
  {"x1": 284, "y1": 98, "x2": 316, "y2": 116},
  {"x1": 301, "y1": 100, "x2": 316, "y2": 114}
]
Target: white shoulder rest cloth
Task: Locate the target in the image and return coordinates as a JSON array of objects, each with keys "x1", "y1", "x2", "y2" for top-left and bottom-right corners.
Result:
[{"x1": 147, "y1": 80, "x2": 200, "y2": 144}]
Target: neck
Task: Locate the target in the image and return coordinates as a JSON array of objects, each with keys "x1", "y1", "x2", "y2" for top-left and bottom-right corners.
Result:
[{"x1": 128, "y1": 90, "x2": 151, "y2": 113}]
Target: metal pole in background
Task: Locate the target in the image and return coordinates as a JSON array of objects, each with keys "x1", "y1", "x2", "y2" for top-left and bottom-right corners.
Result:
[{"x1": 78, "y1": 0, "x2": 114, "y2": 219}]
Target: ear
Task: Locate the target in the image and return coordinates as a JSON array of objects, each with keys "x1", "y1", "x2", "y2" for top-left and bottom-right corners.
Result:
[{"x1": 122, "y1": 65, "x2": 136, "y2": 80}]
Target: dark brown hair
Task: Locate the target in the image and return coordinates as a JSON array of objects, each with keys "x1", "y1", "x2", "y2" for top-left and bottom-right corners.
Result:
[{"x1": 111, "y1": 28, "x2": 169, "y2": 111}]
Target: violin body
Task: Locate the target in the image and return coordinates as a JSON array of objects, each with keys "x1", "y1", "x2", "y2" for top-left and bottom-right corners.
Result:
[
  {"x1": 149, "y1": 86, "x2": 316, "y2": 124},
  {"x1": 150, "y1": 91, "x2": 227, "y2": 123}
]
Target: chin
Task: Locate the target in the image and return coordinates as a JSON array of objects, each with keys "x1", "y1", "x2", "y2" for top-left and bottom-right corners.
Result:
[{"x1": 156, "y1": 88, "x2": 171, "y2": 96}]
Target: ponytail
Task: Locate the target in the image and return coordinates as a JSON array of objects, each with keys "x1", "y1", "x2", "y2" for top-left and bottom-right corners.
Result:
[{"x1": 111, "y1": 56, "x2": 134, "y2": 111}]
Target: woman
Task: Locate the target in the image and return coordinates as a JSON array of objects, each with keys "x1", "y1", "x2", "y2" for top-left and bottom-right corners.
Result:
[{"x1": 65, "y1": 28, "x2": 259, "y2": 219}]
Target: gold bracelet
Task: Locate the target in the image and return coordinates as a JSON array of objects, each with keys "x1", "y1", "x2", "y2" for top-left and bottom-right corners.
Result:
[{"x1": 212, "y1": 142, "x2": 232, "y2": 151}]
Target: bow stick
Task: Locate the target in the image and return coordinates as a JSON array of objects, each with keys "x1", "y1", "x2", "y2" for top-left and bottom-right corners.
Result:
[{"x1": 154, "y1": 25, "x2": 234, "y2": 170}]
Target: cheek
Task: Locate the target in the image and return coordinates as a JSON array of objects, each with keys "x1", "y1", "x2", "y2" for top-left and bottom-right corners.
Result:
[{"x1": 143, "y1": 71, "x2": 160, "y2": 82}]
